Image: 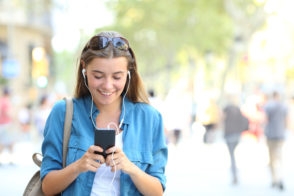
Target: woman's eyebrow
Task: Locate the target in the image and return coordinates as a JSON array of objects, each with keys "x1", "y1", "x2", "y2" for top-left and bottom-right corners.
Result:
[
  {"x1": 113, "y1": 71, "x2": 124, "y2": 75},
  {"x1": 92, "y1": 70, "x2": 104, "y2": 74},
  {"x1": 92, "y1": 70, "x2": 124, "y2": 74}
]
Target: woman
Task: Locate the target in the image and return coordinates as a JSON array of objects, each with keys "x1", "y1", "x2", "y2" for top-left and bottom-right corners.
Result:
[{"x1": 40, "y1": 31, "x2": 168, "y2": 196}]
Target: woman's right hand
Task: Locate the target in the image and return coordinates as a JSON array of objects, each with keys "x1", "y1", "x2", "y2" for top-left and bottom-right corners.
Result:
[
  {"x1": 42, "y1": 145, "x2": 104, "y2": 195},
  {"x1": 76, "y1": 145, "x2": 105, "y2": 173}
]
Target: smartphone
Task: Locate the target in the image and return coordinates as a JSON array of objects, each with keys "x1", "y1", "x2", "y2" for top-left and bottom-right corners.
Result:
[{"x1": 94, "y1": 129, "x2": 115, "y2": 159}]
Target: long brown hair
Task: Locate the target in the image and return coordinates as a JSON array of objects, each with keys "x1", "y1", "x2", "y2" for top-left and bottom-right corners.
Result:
[{"x1": 74, "y1": 31, "x2": 149, "y2": 104}]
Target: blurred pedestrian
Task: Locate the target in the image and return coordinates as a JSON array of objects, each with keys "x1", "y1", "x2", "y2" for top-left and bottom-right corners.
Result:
[
  {"x1": 242, "y1": 92, "x2": 266, "y2": 142},
  {"x1": 223, "y1": 96, "x2": 249, "y2": 185},
  {"x1": 288, "y1": 95, "x2": 294, "y2": 133},
  {"x1": 18, "y1": 103, "x2": 33, "y2": 141},
  {"x1": 200, "y1": 98, "x2": 220, "y2": 144},
  {"x1": 148, "y1": 89, "x2": 169, "y2": 143},
  {"x1": 264, "y1": 91, "x2": 288, "y2": 191},
  {"x1": 148, "y1": 89, "x2": 162, "y2": 110},
  {"x1": 0, "y1": 87, "x2": 15, "y2": 164},
  {"x1": 33, "y1": 95, "x2": 51, "y2": 138},
  {"x1": 164, "y1": 87, "x2": 191, "y2": 146}
]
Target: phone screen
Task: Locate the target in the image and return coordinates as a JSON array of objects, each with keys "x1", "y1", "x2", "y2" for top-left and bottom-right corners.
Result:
[{"x1": 94, "y1": 129, "x2": 115, "y2": 158}]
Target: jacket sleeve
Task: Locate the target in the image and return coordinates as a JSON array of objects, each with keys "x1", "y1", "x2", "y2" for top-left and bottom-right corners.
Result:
[{"x1": 146, "y1": 112, "x2": 168, "y2": 191}]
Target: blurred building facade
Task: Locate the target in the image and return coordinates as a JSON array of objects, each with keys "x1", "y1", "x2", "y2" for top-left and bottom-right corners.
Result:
[{"x1": 0, "y1": 0, "x2": 53, "y2": 106}]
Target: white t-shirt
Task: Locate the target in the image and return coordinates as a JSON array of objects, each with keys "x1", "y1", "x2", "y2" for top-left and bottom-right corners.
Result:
[{"x1": 90, "y1": 132, "x2": 123, "y2": 196}]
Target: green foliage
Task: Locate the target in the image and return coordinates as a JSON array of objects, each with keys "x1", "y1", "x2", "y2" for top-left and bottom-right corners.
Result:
[
  {"x1": 0, "y1": 76, "x2": 8, "y2": 85},
  {"x1": 96, "y1": 0, "x2": 266, "y2": 97},
  {"x1": 116, "y1": 0, "x2": 232, "y2": 52},
  {"x1": 103, "y1": 0, "x2": 233, "y2": 83}
]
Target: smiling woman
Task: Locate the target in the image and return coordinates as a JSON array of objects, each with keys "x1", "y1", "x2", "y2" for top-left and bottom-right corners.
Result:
[{"x1": 40, "y1": 31, "x2": 168, "y2": 196}]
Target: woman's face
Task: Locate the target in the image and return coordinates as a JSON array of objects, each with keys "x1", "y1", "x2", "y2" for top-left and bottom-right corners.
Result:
[{"x1": 85, "y1": 57, "x2": 128, "y2": 108}]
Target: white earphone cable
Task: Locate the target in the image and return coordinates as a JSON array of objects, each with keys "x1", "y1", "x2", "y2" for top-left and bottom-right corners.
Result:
[
  {"x1": 82, "y1": 75, "x2": 98, "y2": 130},
  {"x1": 110, "y1": 149, "x2": 117, "y2": 196},
  {"x1": 83, "y1": 70, "x2": 130, "y2": 196}
]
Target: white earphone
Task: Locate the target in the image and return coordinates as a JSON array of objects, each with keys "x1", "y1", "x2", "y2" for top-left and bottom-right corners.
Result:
[{"x1": 82, "y1": 68, "x2": 86, "y2": 79}]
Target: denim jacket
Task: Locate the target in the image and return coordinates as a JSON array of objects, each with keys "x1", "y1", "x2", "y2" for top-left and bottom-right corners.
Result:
[{"x1": 40, "y1": 96, "x2": 168, "y2": 196}]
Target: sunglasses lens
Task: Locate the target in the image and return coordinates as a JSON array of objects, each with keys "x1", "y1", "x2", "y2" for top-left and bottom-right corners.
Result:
[
  {"x1": 113, "y1": 38, "x2": 129, "y2": 50},
  {"x1": 88, "y1": 36, "x2": 129, "y2": 51},
  {"x1": 99, "y1": 37, "x2": 109, "y2": 49},
  {"x1": 89, "y1": 36, "x2": 109, "y2": 50}
]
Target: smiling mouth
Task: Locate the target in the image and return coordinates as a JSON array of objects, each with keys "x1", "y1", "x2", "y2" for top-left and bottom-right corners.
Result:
[{"x1": 99, "y1": 91, "x2": 113, "y2": 96}]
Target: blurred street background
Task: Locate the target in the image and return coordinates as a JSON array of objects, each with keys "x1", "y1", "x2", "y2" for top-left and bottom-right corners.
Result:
[{"x1": 1, "y1": 0, "x2": 294, "y2": 195}]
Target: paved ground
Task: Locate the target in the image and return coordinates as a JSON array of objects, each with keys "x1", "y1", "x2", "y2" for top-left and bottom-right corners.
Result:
[
  {"x1": 1, "y1": 131, "x2": 294, "y2": 196},
  {"x1": 164, "y1": 130, "x2": 294, "y2": 196},
  {"x1": 0, "y1": 140, "x2": 41, "y2": 195}
]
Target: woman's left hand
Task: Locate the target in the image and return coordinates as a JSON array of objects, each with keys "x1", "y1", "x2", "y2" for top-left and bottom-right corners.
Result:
[
  {"x1": 106, "y1": 147, "x2": 163, "y2": 196},
  {"x1": 105, "y1": 147, "x2": 135, "y2": 174}
]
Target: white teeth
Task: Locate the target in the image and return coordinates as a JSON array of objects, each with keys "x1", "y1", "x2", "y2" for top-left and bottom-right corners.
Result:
[{"x1": 101, "y1": 92, "x2": 112, "y2": 96}]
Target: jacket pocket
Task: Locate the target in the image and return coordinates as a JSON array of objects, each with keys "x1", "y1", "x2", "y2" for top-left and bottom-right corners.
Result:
[
  {"x1": 66, "y1": 135, "x2": 90, "y2": 165},
  {"x1": 66, "y1": 144, "x2": 91, "y2": 191},
  {"x1": 126, "y1": 151, "x2": 153, "y2": 171}
]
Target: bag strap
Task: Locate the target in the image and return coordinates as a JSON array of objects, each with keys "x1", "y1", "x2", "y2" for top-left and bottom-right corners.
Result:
[
  {"x1": 62, "y1": 97, "x2": 73, "y2": 168},
  {"x1": 32, "y1": 153, "x2": 42, "y2": 167}
]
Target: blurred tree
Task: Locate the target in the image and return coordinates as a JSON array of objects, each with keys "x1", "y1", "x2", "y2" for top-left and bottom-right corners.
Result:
[
  {"x1": 102, "y1": 0, "x2": 233, "y2": 96},
  {"x1": 99, "y1": 0, "x2": 266, "y2": 99},
  {"x1": 219, "y1": 0, "x2": 266, "y2": 105}
]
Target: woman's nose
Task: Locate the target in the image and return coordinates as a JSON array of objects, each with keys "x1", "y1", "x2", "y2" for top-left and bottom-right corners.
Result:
[{"x1": 102, "y1": 78, "x2": 113, "y2": 89}]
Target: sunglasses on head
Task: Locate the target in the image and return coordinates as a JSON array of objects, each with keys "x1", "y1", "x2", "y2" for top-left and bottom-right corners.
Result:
[{"x1": 85, "y1": 36, "x2": 129, "y2": 51}]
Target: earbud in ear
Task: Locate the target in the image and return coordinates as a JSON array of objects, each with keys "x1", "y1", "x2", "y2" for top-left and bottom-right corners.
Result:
[
  {"x1": 127, "y1": 71, "x2": 131, "y2": 79},
  {"x1": 82, "y1": 68, "x2": 86, "y2": 79}
]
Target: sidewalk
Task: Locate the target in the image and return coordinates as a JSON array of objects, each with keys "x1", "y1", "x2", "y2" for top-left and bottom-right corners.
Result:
[
  {"x1": 0, "y1": 141, "x2": 41, "y2": 196},
  {"x1": 164, "y1": 131, "x2": 294, "y2": 196}
]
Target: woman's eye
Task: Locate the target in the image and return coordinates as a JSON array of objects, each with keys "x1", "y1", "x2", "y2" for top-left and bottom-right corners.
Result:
[
  {"x1": 113, "y1": 76, "x2": 121, "y2": 80},
  {"x1": 94, "y1": 76, "x2": 103, "y2": 79}
]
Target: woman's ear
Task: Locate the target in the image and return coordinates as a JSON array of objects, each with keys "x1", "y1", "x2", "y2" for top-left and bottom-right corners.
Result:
[{"x1": 81, "y1": 60, "x2": 85, "y2": 69}]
